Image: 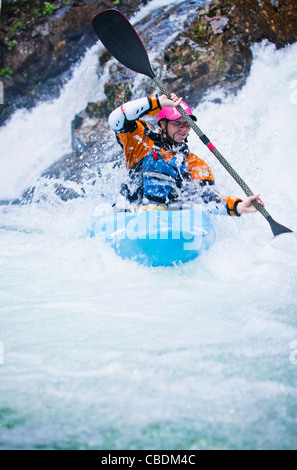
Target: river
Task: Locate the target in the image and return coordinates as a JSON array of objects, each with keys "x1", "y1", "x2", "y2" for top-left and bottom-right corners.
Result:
[{"x1": 0, "y1": 0, "x2": 297, "y2": 450}]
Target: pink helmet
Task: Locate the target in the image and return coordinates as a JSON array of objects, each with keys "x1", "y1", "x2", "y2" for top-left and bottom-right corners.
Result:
[{"x1": 157, "y1": 101, "x2": 197, "y2": 125}]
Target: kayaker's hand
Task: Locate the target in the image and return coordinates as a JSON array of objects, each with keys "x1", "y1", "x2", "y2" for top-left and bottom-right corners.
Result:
[
  {"x1": 237, "y1": 195, "x2": 264, "y2": 214},
  {"x1": 159, "y1": 93, "x2": 183, "y2": 108}
]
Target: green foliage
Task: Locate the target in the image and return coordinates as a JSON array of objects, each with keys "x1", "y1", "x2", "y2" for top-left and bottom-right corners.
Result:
[
  {"x1": 42, "y1": 2, "x2": 57, "y2": 15},
  {"x1": 191, "y1": 24, "x2": 208, "y2": 44},
  {"x1": 9, "y1": 20, "x2": 26, "y2": 39},
  {"x1": 33, "y1": 1, "x2": 58, "y2": 18},
  {"x1": 0, "y1": 67, "x2": 13, "y2": 78},
  {"x1": 8, "y1": 40, "x2": 17, "y2": 51}
]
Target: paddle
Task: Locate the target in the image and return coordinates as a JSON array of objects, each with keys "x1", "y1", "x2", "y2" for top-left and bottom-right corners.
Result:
[{"x1": 92, "y1": 9, "x2": 293, "y2": 237}]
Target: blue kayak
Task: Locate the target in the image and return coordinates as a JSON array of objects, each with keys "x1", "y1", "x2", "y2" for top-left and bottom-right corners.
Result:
[{"x1": 90, "y1": 206, "x2": 215, "y2": 267}]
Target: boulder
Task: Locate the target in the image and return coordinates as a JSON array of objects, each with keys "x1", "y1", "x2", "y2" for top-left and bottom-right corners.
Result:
[
  {"x1": 162, "y1": 0, "x2": 297, "y2": 102},
  {"x1": 0, "y1": 0, "x2": 144, "y2": 125}
]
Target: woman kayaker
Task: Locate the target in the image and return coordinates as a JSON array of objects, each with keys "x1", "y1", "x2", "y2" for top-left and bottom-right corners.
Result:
[{"x1": 108, "y1": 93, "x2": 264, "y2": 216}]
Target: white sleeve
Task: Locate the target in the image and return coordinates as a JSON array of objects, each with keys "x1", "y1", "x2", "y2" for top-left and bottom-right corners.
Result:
[
  {"x1": 108, "y1": 107, "x2": 126, "y2": 132},
  {"x1": 108, "y1": 97, "x2": 151, "y2": 132}
]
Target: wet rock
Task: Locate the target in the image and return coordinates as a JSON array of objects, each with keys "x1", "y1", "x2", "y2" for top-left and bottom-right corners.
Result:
[
  {"x1": 162, "y1": 0, "x2": 297, "y2": 102},
  {"x1": 0, "y1": 0, "x2": 144, "y2": 125},
  {"x1": 18, "y1": 115, "x2": 120, "y2": 203},
  {"x1": 70, "y1": 62, "x2": 133, "y2": 157},
  {"x1": 74, "y1": 0, "x2": 297, "y2": 146},
  {"x1": 208, "y1": 16, "x2": 230, "y2": 35}
]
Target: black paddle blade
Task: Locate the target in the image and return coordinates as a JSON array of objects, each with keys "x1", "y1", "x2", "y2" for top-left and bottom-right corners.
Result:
[
  {"x1": 92, "y1": 9, "x2": 155, "y2": 79},
  {"x1": 266, "y1": 216, "x2": 293, "y2": 237}
]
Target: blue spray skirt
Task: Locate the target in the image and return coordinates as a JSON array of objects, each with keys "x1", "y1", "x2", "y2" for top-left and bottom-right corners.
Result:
[{"x1": 90, "y1": 206, "x2": 215, "y2": 267}]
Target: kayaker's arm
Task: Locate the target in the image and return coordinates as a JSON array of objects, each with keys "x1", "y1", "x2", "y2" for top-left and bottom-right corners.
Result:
[
  {"x1": 200, "y1": 186, "x2": 264, "y2": 216},
  {"x1": 199, "y1": 183, "x2": 242, "y2": 217},
  {"x1": 108, "y1": 95, "x2": 161, "y2": 133},
  {"x1": 186, "y1": 153, "x2": 243, "y2": 217},
  {"x1": 236, "y1": 195, "x2": 264, "y2": 214}
]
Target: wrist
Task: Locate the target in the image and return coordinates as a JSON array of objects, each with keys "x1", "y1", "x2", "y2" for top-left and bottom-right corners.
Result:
[
  {"x1": 233, "y1": 200, "x2": 243, "y2": 216},
  {"x1": 158, "y1": 94, "x2": 167, "y2": 107},
  {"x1": 156, "y1": 95, "x2": 161, "y2": 110}
]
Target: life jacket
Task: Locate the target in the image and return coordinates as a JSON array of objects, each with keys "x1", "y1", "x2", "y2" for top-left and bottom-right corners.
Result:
[
  {"x1": 142, "y1": 147, "x2": 187, "y2": 203},
  {"x1": 124, "y1": 126, "x2": 192, "y2": 204}
]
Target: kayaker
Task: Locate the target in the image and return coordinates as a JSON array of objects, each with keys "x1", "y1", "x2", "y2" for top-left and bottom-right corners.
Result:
[{"x1": 108, "y1": 93, "x2": 264, "y2": 216}]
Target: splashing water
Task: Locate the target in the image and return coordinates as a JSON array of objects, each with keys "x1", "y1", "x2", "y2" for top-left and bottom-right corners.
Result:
[{"x1": 0, "y1": 11, "x2": 297, "y2": 450}]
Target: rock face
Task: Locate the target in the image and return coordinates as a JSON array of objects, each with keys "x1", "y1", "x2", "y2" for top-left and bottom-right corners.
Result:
[
  {"x1": 74, "y1": 0, "x2": 297, "y2": 139},
  {"x1": 162, "y1": 0, "x2": 297, "y2": 103},
  {"x1": 0, "y1": 0, "x2": 144, "y2": 125}
]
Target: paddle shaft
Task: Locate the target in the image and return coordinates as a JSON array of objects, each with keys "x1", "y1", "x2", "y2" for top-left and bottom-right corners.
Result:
[{"x1": 154, "y1": 77, "x2": 270, "y2": 218}]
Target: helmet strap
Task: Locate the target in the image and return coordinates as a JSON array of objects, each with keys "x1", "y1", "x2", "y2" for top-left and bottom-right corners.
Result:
[
  {"x1": 160, "y1": 119, "x2": 176, "y2": 145},
  {"x1": 162, "y1": 119, "x2": 189, "y2": 145}
]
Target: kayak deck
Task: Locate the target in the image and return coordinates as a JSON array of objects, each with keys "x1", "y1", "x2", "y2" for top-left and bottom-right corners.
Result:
[{"x1": 90, "y1": 206, "x2": 215, "y2": 267}]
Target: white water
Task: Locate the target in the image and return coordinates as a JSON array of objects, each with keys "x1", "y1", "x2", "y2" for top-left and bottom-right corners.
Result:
[
  {"x1": 0, "y1": 0, "x2": 189, "y2": 200},
  {"x1": 0, "y1": 6, "x2": 297, "y2": 450},
  {"x1": 0, "y1": 41, "x2": 107, "y2": 200}
]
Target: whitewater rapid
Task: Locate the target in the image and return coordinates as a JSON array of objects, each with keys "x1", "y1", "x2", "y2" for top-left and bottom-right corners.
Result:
[
  {"x1": 0, "y1": 4, "x2": 297, "y2": 450},
  {"x1": 0, "y1": 0, "x2": 196, "y2": 201}
]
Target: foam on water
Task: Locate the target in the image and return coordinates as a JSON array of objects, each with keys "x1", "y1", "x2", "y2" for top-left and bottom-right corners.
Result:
[
  {"x1": 0, "y1": 36, "x2": 297, "y2": 449},
  {"x1": 0, "y1": 42, "x2": 106, "y2": 200},
  {"x1": 0, "y1": 0, "x2": 202, "y2": 201}
]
